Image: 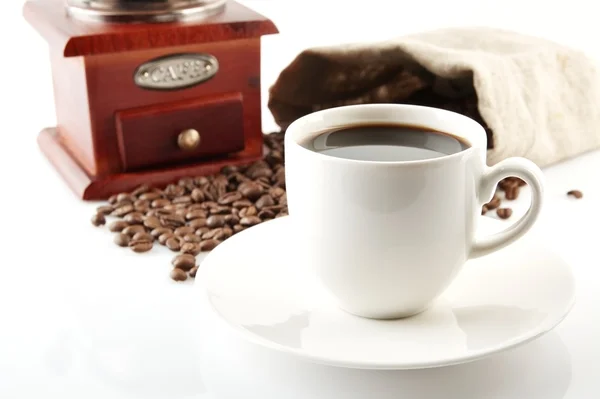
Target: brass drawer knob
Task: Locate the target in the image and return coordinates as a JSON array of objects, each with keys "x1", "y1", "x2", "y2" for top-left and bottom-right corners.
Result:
[{"x1": 177, "y1": 128, "x2": 201, "y2": 151}]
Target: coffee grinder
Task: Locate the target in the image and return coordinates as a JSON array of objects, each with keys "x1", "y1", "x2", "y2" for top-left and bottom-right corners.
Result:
[{"x1": 23, "y1": 0, "x2": 278, "y2": 199}]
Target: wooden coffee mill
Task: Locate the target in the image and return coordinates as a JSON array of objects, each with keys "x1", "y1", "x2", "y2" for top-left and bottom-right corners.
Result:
[{"x1": 23, "y1": 0, "x2": 278, "y2": 200}]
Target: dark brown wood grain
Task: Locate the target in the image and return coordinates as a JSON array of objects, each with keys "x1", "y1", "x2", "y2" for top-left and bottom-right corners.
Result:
[
  {"x1": 23, "y1": 0, "x2": 278, "y2": 57},
  {"x1": 24, "y1": 0, "x2": 278, "y2": 200},
  {"x1": 115, "y1": 92, "x2": 246, "y2": 171}
]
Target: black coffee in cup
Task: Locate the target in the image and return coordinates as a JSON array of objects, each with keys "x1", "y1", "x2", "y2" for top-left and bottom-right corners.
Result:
[{"x1": 300, "y1": 123, "x2": 470, "y2": 162}]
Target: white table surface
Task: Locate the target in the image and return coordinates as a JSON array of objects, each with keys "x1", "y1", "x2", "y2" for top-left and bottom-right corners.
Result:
[{"x1": 1, "y1": 1, "x2": 599, "y2": 398}]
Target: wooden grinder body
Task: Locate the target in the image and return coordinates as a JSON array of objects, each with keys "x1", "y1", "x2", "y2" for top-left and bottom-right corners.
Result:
[{"x1": 24, "y1": 0, "x2": 278, "y2": 200}]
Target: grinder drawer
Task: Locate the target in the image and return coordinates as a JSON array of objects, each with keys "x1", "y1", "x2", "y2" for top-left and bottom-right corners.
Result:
[{"x1": 115, "y1": 93, "x2": 245, "y2": 171}]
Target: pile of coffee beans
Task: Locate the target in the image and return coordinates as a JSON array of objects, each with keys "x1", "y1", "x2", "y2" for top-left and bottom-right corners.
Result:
[
  {"x1": 481, "y1": 177, "x2": 526, "y2": 219},
  {"x1": 91, "y1": 133, "x2": 287, "y2": 281}
]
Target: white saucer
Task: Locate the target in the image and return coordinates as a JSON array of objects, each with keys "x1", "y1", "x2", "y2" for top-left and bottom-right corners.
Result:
[{"x1": 197, "y1": 216, "x2": 575, "y2": 370}]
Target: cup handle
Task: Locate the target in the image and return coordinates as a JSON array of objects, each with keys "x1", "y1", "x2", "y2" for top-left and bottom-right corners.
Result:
[{"x1": 470, "y1": 157, "x2": 545, "y2": 259}]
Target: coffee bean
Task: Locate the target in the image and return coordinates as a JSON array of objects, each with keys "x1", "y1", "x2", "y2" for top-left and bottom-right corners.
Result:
[
  {"x1": 195, "y1": 176, "x2": 209, "y2": 186},
  {"x1": 186, "y1": 210, "x2": 207, "y2": 220},
  {"x1": 160, "y1": 214, "x2": 185, "y2": 228},
  {"x1": 255, "y1": 194, "x2": 275, "y2": 210},
  {"x1": 238, "y1": 181, "x2": 263, "y2": 201},
  {"x1": 135, "y1": 204, "x2": 150, "y2": 213},
  {"x1": 218, "y1": 192, "x2": 243, "y2": 205},
  {"x1": 129, "y1": 239, "x2": 153, "y2": 253},
  {"x1": 233, "y1": 224, "x2": 245, "y2": 233},
  {"x1": 206, "y1": 215, "x2": 226, "y2": 228},
  {"x1": 210, "y1": 205, "x2": 231, "y2": 215},
  {"x1": 124, "y1": 212, "x2": 145, "y2": 225},
  {"x1": 150, "y1": 227, "x2": 172, "y2": 238},
  {"x1": 505, "y1": 186, "x2": 520, "y2": 200},
  {"x1": 254, "y1": 178, "x2": 272, "y2": 190},
  {"x1": 187, "y1": 218, "x2": 207, "y2": 229},
  {"x1": 158, "y1": 232, "x2": 174, "y2": 245},
  {"x1": 240, "y1": 216, "x2": 261, "y2": 227},
  {"x1": 165, "y1": 184, "x2": 186, "y2": 198},
  {"x1": 265, "y1": 150, "x2": 283, "y2": 167},
  {"x1": 200, "y1": 201, "x2": 219, "y2": 210},
  {"x1": 224, "y1": 214, "x2": 239, "y2": 225},
  {"x1": 258, "y1": 209, "x2": 275, "y2": 219},
  {"x1": 166, "y1": 237, "x2": 182, "y2": 251},
  {"x1": 201, "y1": 188, "x2": 214, "y2": 202},
  {"x1": 245, "y1": 161, "x2": 271, "y2": 179},
  {"x1": 96, "y1": 205, "x2": 114, "y2": 215},
  {"x1": 132, "y1": 232, "x2": 153, "y2": 242},
  {"x1": 199, "y1": 239, "x2": 220, "y2": 251},
  {"x1": 178, "y1": 177, "x2": 195, "y2": 187},
  {"x1": 275, "y1": 211, "x2": 288, "y2": 218},
  {"x1": 117, "y1": 193, "x2": 134, "y2": 203},
  {"x1": 108, "y1": 194, "x2": 118, "y2": 204},
  {"x1": 183, "y1": 233, "x2": 201, "y2": 243},
  {"x1": 229, "y1": 172, "x2": 249, "y2": 185},
  {"x1": 481, "y1": 205, "x2": 488, "y2": 215},
  {"x1": 239, "y1": 206, "x2": 257, "y2": 218},
  {"x1": 139, "y1": 192, "x2": 162, "y2": 201},
  {"x1": 122, "y1": 225, "x2": 145, "y2": 236},
  {"x1": 170, "y1": 268, "x2": 188, "y2": 282},
  {"x1": 272, "y1": 168, "x2": 285, "y2": 188},
  {"x1": 108, "y1": 220, "x2": 129, "y2": 232},
  {"x1": 496, "y1": 208, "x2": 513, "y2": 219},
  {"x1": 485, "y1": 195, "x2": 501, "y2": 210},
  {"x1": 248, "y1": 167, "x2": 273, "y2": 179},
  {"x1": 174, "y1": 226, "x2": 195, "y2": 236},
  {"x1": 232, "y1": 199, "x2": 252, "y2": 209},
  {"x1": 499, "y1": 178, "x2": 518, "y2": 192},
  {"x1": 278, "y1": 193, "x2": 287, "y2": 206},
  {"x1": 202, "y1": 228, "x2": 222, "y2": 240},
  {"x1": 172, "y1": 195, "x2": 192, "y2": 205},
  {"x1": 189, "y1": 265, "x2": 199, "y2": 278},
  {"x1": 181, "y1": 243, "x2": 202, "y2": 256},
  {"x1": 191, "y1": 188, "x2": 205, "y2": 203},
  {"x1": 268, "y1": 187, "x2": 285, "y2": 199},
  {"x1": 195, "y1": 227, "x2": 210, "y2": 236},
  {"x1": 131, "y1": 184, "x2": 151, "y2": 197},
  {"x1": 172, "y1": 254, "x2": 196, "y2": 271},
  {"x1": 113, "y1": 233, "x2": 130, "y2": 247},
  {"x1": 218, "y1": 227, "x2": 233, "y2": 240},
  {"x1": 134, "y1": 199, "x2": 149, "y2": 207},
  {"x1": 154, "y1": 208, "x2": 173, "y2": 216},
  {"x1": 144, "y1": 216, "x2": 162, "y2": 230},
  {"x1": 112, "y1": 204, "x2": 134, "y2": 217},
  {"x1": 151, "y1": 198, "x2": 170, "y2": 208},
  {"x1": 91, "y1": 213, "x2": 106, "y2": 226},
  {"x1": 567, "y1": 190, "x2": 583, "y2": 199}
]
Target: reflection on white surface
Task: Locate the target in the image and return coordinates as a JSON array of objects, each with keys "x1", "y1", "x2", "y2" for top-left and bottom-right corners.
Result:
[
  {"x1": 199, "y1": 313, "x2": 572, "y2": 399},
  {"x1": 203, "y1": 217, "x2": 574, "y2": 369},
  {"x1": 453, "y1": 305, "x2": 548, "y2": 351}
]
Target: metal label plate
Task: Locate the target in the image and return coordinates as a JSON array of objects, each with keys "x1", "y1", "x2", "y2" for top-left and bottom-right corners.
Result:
[{"x1": 134, "y1": 53, "x2": 219, "y2": 90}]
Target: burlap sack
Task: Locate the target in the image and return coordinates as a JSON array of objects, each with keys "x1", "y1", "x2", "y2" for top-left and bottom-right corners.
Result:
[{"x1": 268, "y1": 27, "x2": 600, "y2": 167}]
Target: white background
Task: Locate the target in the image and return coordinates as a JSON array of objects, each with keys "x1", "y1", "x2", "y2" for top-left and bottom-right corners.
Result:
[{"x1": 0, "y1": 1, "x2": 599, "y2": 398}]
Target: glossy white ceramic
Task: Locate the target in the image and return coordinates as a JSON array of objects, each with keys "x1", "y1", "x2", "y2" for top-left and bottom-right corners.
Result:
[
  {"x1": 284, "y1": 104, "x2": 545, "y2": 319},
  {"x1": 200, "y1": 216, "x2": 575, "y2": 370}
]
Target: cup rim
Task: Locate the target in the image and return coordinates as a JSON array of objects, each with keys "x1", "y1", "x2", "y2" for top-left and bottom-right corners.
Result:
[{"x1": 284, "y1": 104, "x2": 487, "y2": 166}]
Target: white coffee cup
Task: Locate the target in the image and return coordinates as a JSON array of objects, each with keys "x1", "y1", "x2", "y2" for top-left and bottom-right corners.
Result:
[{"x1": 284, "y1": 104, "x2": 544, "y2": 320}]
